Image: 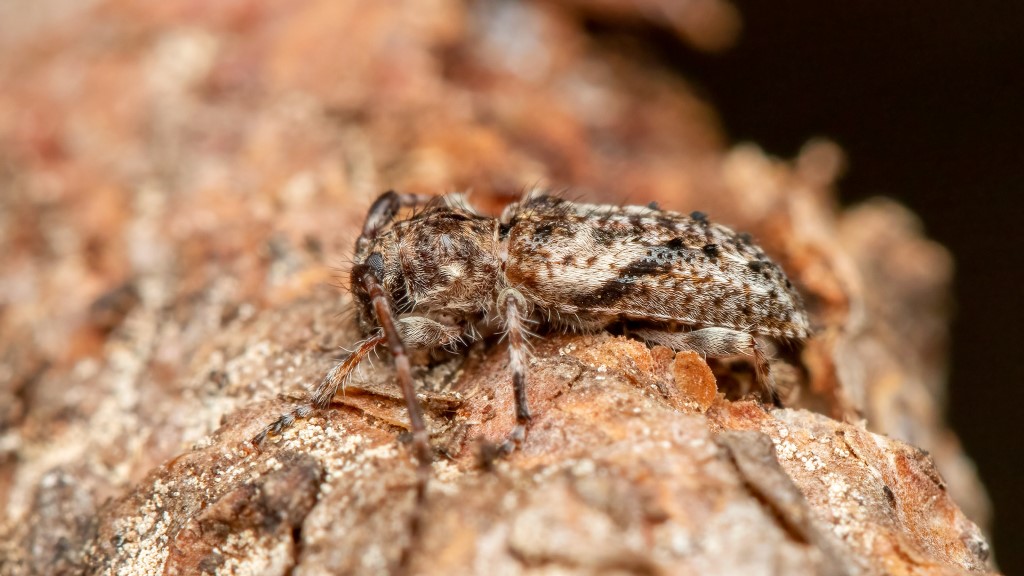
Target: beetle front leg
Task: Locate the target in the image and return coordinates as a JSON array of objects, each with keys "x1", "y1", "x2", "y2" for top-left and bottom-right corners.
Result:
[
  {"x1": 251, "y1": 315, "x2": 466, "y2": 447},
  {"x1": 252, "y1": 331, "x2": 386, "y2": 446},
  {"x1": 352, "y1": 267, "x2": 436, "y2": 572}
]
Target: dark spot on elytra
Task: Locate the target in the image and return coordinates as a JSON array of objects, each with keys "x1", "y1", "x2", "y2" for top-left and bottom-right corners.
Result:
[
  {"x1": 618, "y1": 258, "x2": 673, "y2": 279},
  {"x1": 573, "y1": 279, "x2": 632, "y2": 308},
  {"x1": 690, "y1": 211, "x2": 708, "y2": 222},
  {"x1": 647, "y1": 201, "x2": 660, "y2": 210},
  {"x1": 561, "y1": 254, "x2": 574, "y2": 266},
  {"x1": 498, "y1": 222, "x2": 512, "y2": 239},
  {"x1": 747, "y1": 260, "x2": 765, "y2": 272},
  {"x1": 586, "y1": 255, "x2": 598, "y2": 266},
  {"x1": 664, "y1": 237, "x2": 686, "y2": 250},
  {"x1": 738, "y1": 232, "x2": 754, "y2": 244},
  {"x1": 702, "y1": 244, "x2": 720, "y2": 258}
]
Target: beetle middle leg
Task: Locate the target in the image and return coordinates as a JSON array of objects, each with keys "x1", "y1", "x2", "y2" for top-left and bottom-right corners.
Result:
[{"x1": 492, "y1": 288, "x2": 534, "y2": 457}]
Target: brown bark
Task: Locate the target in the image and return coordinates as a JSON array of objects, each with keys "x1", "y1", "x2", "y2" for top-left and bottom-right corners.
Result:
[{"x1": 0, "y1": 1, "x2": 994, "y2": 574}]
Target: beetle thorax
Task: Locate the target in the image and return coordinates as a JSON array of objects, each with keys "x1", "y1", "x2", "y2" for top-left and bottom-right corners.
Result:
[{"x1": 351, "y1": 210, "x2": 501, "y2": 334}]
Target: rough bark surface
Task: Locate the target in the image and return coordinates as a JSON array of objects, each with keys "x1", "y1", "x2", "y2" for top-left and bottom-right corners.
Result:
[{"x1": 0, "y1": 0, "x2": 995, "y2": 574}]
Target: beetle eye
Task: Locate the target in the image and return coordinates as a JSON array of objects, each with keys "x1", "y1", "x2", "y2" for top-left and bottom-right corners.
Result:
[{"x1": 365, "y1": 252, "x2": 385, "y2": 277}]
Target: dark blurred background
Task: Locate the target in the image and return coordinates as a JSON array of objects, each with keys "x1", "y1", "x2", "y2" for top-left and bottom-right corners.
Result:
[{"x1": 659, "y1": 1, "x2": 1023, "y2": 572}]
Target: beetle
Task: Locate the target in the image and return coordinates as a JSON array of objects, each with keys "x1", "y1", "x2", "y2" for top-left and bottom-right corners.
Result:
[{"x1": 254, "y1": 190, "x2": 809, "y2": 458}]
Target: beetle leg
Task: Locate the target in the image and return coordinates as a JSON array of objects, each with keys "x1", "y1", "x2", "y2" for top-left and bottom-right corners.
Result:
[
  {"x1": 252, "y1": 332, "x2": 386, "y2": 446},
  {"x1": 494, "y1": 288, "x2": 534, "y2": 457},
  {"x1": 634, "y1": 327, "x2": 775, "y2": 396}
]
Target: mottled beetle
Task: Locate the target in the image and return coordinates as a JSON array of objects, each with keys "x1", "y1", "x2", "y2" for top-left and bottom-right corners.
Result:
[{"x1": 254, "y1": 190, "x2": 810, "y2": 458}]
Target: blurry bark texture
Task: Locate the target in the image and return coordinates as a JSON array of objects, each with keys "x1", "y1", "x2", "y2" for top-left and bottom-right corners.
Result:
[{"x1": 0, "y1": 0, "x2": 996, "y2": 575}]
